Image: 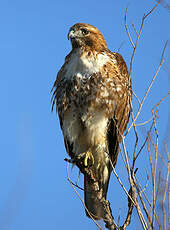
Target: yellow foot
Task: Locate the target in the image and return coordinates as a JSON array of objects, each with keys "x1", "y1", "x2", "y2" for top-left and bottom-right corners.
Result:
[
  {"x1": 73, "y1": 150, "x2": 94, "y2": 167},
  {"x1": 84, "y1": 151, "x2": 94, "y2": 167}
]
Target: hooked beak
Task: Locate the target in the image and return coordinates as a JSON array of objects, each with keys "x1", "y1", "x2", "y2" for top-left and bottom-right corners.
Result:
[{"x1": 67, "y1": 29, "x2": 75, "y2": 40}]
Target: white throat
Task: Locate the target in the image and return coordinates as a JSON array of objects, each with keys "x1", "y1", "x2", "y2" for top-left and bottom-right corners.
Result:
[{"x1": 65, "y1": 50, "x2": 111, "y2": 80}]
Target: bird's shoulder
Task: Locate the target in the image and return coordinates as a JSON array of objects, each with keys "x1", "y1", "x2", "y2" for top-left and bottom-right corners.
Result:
[{"x1": 103, "y1": 49, "x2": 129, "y2": 79}]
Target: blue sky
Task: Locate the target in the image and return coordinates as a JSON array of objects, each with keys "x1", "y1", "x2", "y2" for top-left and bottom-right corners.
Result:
[{"x1": 0, "y1": 0, "x2": 169, "y2": 229}]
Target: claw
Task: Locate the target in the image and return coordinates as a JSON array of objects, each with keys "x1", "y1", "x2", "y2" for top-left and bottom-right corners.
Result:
[
  {"x1": 84, "y1": 151, "x2": 94, "y2": 167},
  {"x1": 65, "y1": 150, "x2": 94, "y2": 167}
]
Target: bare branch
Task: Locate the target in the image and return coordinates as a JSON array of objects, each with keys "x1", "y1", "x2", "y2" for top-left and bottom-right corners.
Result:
[
  {"x1": 157, "y1": 0, "x2": 170, "y2": 10},
  {"x1": 128, "y1": 0, "x2": 160, "y2": 77},
  {"x1": 117, "y1": 41, "x2": 125, "y2": 53},
  {"x1": 143, "y1": 0, "x2": 161, "y2": 19},
  {"x1": 124, "y1": 7, "x2": 135, "y2": 49},
  {"x1": 120, "y1": 148, "x2": 128, "y2": 169},
  {"x1": 67, "y1": 179, "x2": 84, "y2": 191},
  {"x1": 120, "y1": 186, "x2": 134, "y2": 230},
  {"x1": 162, "y1": 162, "x2": 169, "y2": 230},
  {"x1": 136, "y1": 117, "x2": 153, "y2": 126},
  {"x1": 151, "y1": 106, "x2": 159, "y2": 228},
  {"x1": 121, "y1": 138, "x2": 149, "y2": 229},
  {"x1": 162, "y1": 145, "x2": 170, "y2": 230},
  {"x1": 131, "y1": 23, "x2": 139, "y2": 36},
  {"x1": 132, "y1": 89, "x2": 141, "y2": 105},
  {"x1": 168, "y1": 180, "x2": 170, "y2": 230},
  {"x1": 111, "y1": 160, "x2": 135, "y2": 206},
  {"x1": 126, "y1": 41, "x2": 168, "y2": 134},
  {"x1": 134, "y1": 178, "x2": 152, "y2": 227}
]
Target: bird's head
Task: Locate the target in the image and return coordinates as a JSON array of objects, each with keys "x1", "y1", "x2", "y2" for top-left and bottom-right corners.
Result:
[{"x1": 68, "y1": 23, "x2": 107, "y2": 51}]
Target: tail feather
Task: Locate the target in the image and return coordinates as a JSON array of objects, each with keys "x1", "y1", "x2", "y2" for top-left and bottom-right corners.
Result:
[{"x1": 84, "y1": 170, "x2": 110, "y2": 220}]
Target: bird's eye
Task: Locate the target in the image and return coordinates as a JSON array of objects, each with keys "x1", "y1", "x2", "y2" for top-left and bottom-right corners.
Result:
[{"x1": 81, "y1": 28, "x2": 89, "y2": 35}]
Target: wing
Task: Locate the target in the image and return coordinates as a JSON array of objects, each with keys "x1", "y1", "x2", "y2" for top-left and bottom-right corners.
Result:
[
  {"x1": 51, "y1": 51, "x2": 79, "y2": 159},
  {"x1": 51, "y1": 52, "x2": 72, "y2": 127},
  {"x1": 106, "y1": 51, "x2": 132, "y2": 167}
]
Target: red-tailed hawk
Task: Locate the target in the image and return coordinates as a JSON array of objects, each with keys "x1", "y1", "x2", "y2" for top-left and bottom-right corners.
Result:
[{"x1": 52, "y1": 23, "x2": 132, "y2": 220}]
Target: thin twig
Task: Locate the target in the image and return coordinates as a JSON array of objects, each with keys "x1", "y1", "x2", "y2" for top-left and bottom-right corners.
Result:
[
  {"x1": 117, "y1": 41, "x2": 125, "y2": 53},
  {"x1": 120, "y1": 186, "x2": 134, "y2": 230},
  {"x1": 132, "y1": 89, "x2": 141, "y2": 105},
  {"x1": 139, "y1": 172, "x2": 149, "y2": 194},
  {"x1": 129, "y1": 0, "x2": 161, "y2": 76},
  {"x1": 162, "y1": 147, "x2": 169, "y2": 230},
  {"x1": 134, "y1": 178, "x2": 152, "y2": 227},
  {"x1": 136, "y1": 174, "x2": 161, "y2": 229},
  {"x1": 135, "y1": 174, "x2": 152, "y2": 207},
  {"x1": 67, "y1": 180, "x2": 84, "y2": 191},
  {"x1": 132, "y1": 23, "x2": 139, "y2": 36},
  {"x1": 111, "y1": 160, "x2": 135, "y2": 206},
  {"x1": 132, "y1": 111, "x2": 139, "y2": 169},
  {"x1": 168, "y1": 177, "x2": 170, "y2": 230},
  {"x1": 151, "y1": 107, "x2": 159, "y2": 228},
  {"x1": 117, "y1": 208, "x2": 121, "y2": 226},
  {"x1": 120, "y1": 148, "x2": 128, "y2": 169},
  {"x1": 152, "y1": 91, "x2": 170, "y2": 111},
  {"x1": 150, "y1": 136, "x2": 168, "y2": 169},
  {"x1": 121, "y1": 138, "x2": 148, "y2": 229},
  {"x1": 126, "y1": 41, "x2": 168, "y2": 135},
  {"x1": 125, "y1": 6, "x2": 135, "y2": 49},
  {"x1": 157, "y1": 0, "x2": 170, "y2": 10},
  {"x1": 135, "y1": 131, "x2": 150, "y2": 161},
  {"x1": 143, "y1": 0, "x2": 161, "y2": 19},
  {"x1": 136, "y1": 117, "x2": 153, "y2": 126}
]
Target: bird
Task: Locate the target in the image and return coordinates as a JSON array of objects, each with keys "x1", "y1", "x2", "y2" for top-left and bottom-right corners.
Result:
[{"x1": 51, "y1": 23, "x2": 132, "y2": 221}]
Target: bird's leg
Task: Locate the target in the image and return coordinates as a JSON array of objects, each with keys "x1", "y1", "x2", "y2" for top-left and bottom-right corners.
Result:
[
  {"x1": 76, "y1": 150, "x2": 94, "y2": 167},
  {"x1": 83, "y1": 150, "x2": 94, "y2": 167},
  {"x1": 66, "y1": 150, "x2": 94, "y2": 167}
]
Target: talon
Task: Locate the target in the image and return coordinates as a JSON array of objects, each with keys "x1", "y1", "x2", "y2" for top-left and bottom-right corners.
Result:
[
  {"x1": 64, "y1": 158, "x2": 75, "y2": 163},
  {"x1": 84, "y1": 151, "x2": 94, "y2": 167},
  {"x1": 65, "y1": 153, "x2": 86, "y2": 165},
  {"x1": 66, "y1": 151, "x2": 94, "y2": 167}
]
